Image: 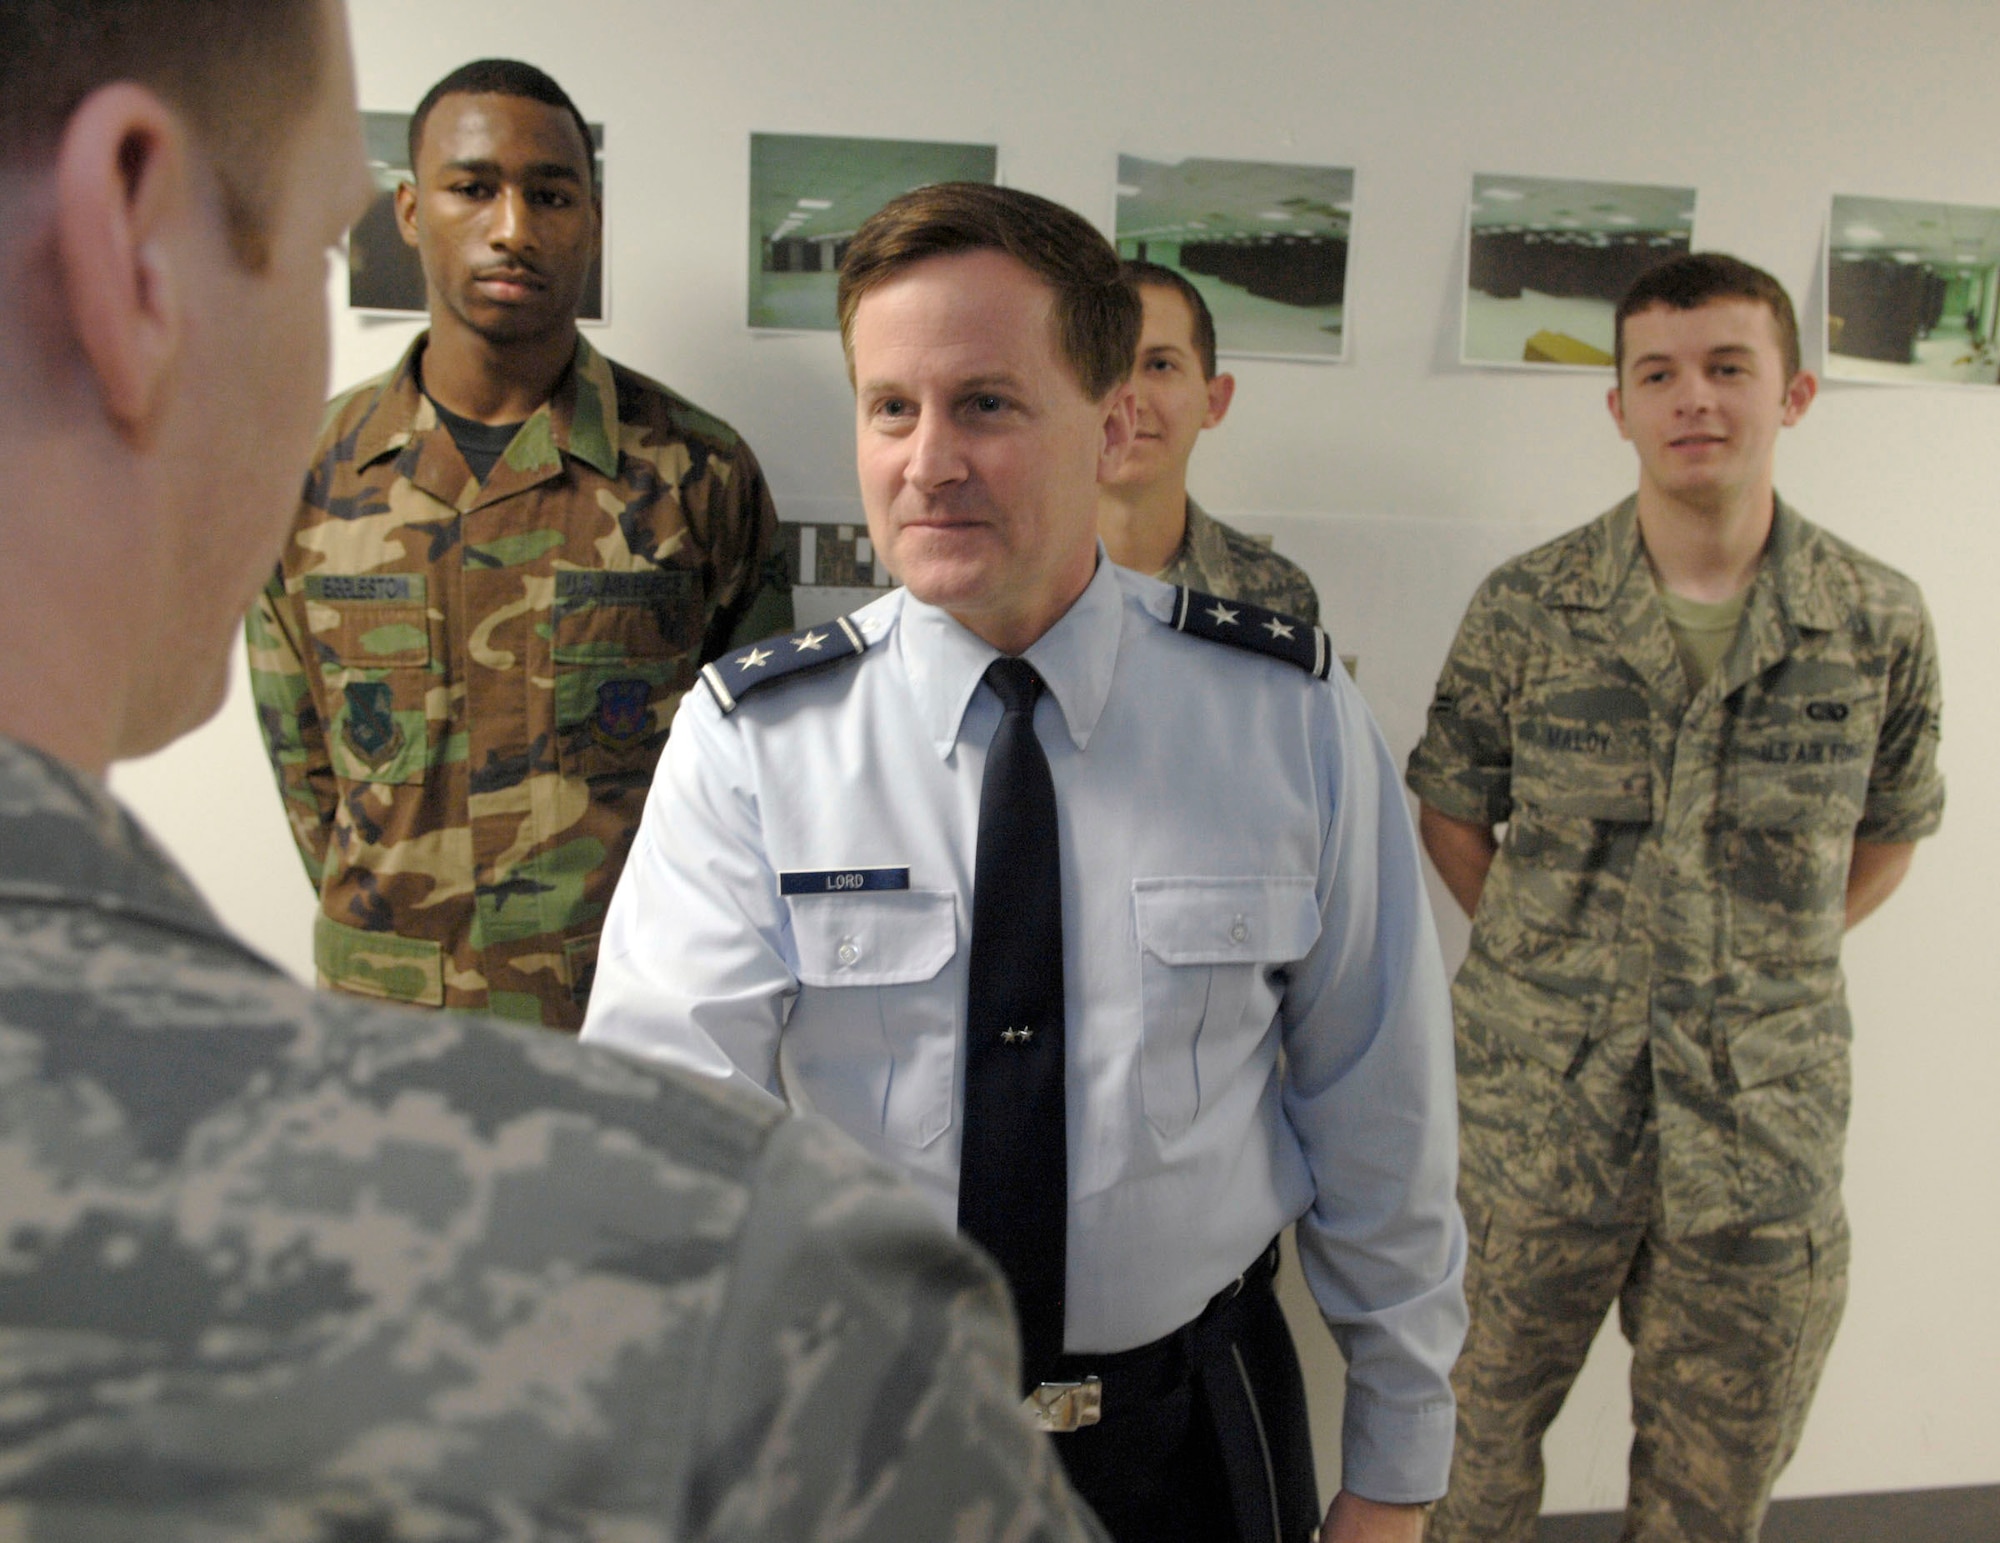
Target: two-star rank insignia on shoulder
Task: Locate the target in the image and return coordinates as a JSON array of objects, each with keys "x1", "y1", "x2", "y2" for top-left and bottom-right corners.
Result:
[
  {"x1": 701, "y1": 616, "x2": 870, "y2": 713},
  {"x1": 1170, "y1": 586, "x2": 1333, "y2": 679}
]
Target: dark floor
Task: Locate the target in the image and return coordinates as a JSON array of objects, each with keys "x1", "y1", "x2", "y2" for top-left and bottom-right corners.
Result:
[{"x1": 1537, "y1": 1483, "x2": 2000, "y2": 1542}]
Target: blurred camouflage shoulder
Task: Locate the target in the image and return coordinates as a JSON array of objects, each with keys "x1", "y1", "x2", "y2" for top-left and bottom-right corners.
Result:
[
  {"x1": 1162, "y1": 498, "x2": 1321, "y2": 625},
  {"x1": 312, "y1": 358, "x2": 400, "y2": 447},
  {"x1": 0, "y1": 736, "x2": 1099, "y2": 1541}
]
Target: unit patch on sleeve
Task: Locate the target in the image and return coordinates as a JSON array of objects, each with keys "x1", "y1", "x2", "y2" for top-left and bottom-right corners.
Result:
[
  {"x1": 700, "y1": 615, "x2": 870, "y2": 713},
  {"x1": 1170, "y1": 586, "x2": 1332, "y2": 679}
]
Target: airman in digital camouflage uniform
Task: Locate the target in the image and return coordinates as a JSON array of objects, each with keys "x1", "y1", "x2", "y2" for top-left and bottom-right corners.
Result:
[
  {"x1": 1407, "y1": 254, "x2": 1945, "y2": 1542},
  {"x1": 248, "y1": 58, "x2": 789, "y2": 1032},
  {"x1": 1098, "y1": 262, "x2": 1320, "y2": 622},
  {"x1": 0, "y1": 5, "x2": 1105, "y2": 1536}
]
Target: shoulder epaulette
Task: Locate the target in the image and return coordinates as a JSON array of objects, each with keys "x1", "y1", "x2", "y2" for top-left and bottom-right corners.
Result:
[
  {"x1": 701, "y1": 616, "x2": 869, "y2": 713},
  {"x1": 1170, "y1": 586, "x2": 1332, "y2": 680}
]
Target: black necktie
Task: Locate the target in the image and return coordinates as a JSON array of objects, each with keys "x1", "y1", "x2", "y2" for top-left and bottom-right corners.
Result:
[{"x1": 958, "y1": 657, "x2": 1068, "y2": 1391}]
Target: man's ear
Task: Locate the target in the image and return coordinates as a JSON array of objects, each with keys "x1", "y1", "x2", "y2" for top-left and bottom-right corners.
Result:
[
  {"x1": 52, "y1": 83, "x2": 192, "y2": 441},
  {"x1": 52, "y1": 84, "x2": 194, "y2": 439},
  {"x1": 1203, "y1": 370, "x2": 1236, "y2": 429},
  {"x1": 394, "y1": 176, "x2": 420, "y2": 248},
  {"x1": 1606, "y1": 382, "x2": 1630, "y2": 440},
  {"x1": 1781, "y1": 368, "x2": 1818, "y2": 426},
  {"x1": 1098, "y1": 381, "x2": 1137, "y2": 479}
]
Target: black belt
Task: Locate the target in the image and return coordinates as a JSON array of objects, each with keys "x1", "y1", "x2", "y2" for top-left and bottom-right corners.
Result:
[{"x1": 1024, "y1": 1239, "x2": 1282, "y2": 1432}]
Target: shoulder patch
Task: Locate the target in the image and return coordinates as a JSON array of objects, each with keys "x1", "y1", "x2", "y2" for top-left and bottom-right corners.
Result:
[
  {"x1": 701, "y1": 617, "x2": 869, "y2": 713},
  {"x1": 1169, "y1": 586, "x2": 1332, "y2": 679}
]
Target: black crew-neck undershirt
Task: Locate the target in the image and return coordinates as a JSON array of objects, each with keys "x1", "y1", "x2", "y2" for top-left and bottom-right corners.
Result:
[{"x1": 427, "y1": 395, "x2": 528, "y2": 483}]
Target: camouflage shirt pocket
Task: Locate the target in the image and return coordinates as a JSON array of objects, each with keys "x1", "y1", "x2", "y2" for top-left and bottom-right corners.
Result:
[
  {"x1": 1721, "y1": 675, "x2": 1879, "y2": 965},
  {"x1": 1462, "y1": 742, "x2": 1651, "y2": 1074},
  {"x1": 1488, "y1": 741, "x2": 1651, "y2": 943},
  {"x1": 551, "y1": 568, "x2": 701, "y2": 783},
  {"x1": 305, "y1": 573, "x2": 440, "y2": 787},
  {"x1": 1722, "y1": 670, "x2": 1879, "y2": 833}
]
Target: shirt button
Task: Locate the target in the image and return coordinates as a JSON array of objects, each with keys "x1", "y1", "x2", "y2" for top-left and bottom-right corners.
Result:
[
  {"x1": 1229, "y1": 917, "x2": 1249, "y2": 945},
  {"x1": 836, "y1": 939, "x2": 860, "y2": 966}
]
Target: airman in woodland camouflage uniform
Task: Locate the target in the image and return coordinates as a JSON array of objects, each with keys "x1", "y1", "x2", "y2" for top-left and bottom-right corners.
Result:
[
  {"x1": 0, "y1": 9, "x2": 1105, "y2": 1536},
  {"x1": 249, "y1": 59, "x2": 788, "y2": 1033},
  {"x1": 1408, "y1": 256, "x2": 1944, "y2": 1542},
  {"x1": 1099, "y1": 263, "x2": 1320, "y2": 622}
]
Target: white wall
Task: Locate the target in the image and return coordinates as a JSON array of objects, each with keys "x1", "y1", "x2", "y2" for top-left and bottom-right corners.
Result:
[{"x1": 113, "y1": 0, "x2": 2000, "y2": 1515}]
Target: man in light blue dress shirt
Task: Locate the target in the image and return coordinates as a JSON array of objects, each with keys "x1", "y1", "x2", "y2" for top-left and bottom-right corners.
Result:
[{"x1": 584, "y1": 183, "x2": 1464, "y2": 1543}]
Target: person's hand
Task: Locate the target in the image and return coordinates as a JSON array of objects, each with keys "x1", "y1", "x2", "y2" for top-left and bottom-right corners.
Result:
[{"x1": 1318, "y1": 1488, "x2": 1428, "y2": 1543}]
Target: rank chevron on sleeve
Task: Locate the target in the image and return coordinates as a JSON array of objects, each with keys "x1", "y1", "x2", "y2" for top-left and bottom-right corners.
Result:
[
  {"x1": 1170, "y1": 585, "x2": 1332, "y2": 679},
  {"x1": 701, "y1": 616, "x2": 870, "y2": 713}
]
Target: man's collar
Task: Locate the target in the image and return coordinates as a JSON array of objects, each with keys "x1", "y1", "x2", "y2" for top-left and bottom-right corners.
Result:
[
  {"x1": 562, "y1": 336, "x2": 621, "y2": 478},
  {"x1": 1543, "y1": 493, "x2": 1848, "y2": 632},
  {"x1": 898, "y1": 550, "x2": 1124, "y2": 759},
  {"x1": 346, "y1": 331, "x2": 619, "y2": 481},
  {"x1": 1540, "y1": 495, "x2": 1647, "y2": 610},
  {"x1": 1758, "y1": 499, "x2": 1848, "y2": 631},
  {"x1": 0, "y1": 735, "x2": 272, "y2": 971}
]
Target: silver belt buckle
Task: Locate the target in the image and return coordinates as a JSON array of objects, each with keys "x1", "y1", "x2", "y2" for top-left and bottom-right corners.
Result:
[{"x1": 1024, "y1": 1377, "x2": 1103, "y2": 1432}]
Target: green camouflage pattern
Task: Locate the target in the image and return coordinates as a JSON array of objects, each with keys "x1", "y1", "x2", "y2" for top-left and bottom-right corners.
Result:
[
  {"x1": 1430, "y1": 1170, "x2": 1847, "y2": 1543},
  {"x1": 0, "y1": 733, "x2": 1107, "y2": 1542},
  {"x1": 1406, "y1": 496, "x2": 1943, "y2": 1236},
  {"x1": 248, "y1": 334, "x2": 791, "y2": 1032},
  {"x1": 1155, "y1": 498, "x2": 1321, "y2": 624}
]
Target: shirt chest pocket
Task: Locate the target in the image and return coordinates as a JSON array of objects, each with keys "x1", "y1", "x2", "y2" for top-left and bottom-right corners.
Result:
[
  {"x1": 789, "y1": 889, "x2": 959, "y2": 1149},
  {"x1": 304, "y1": 573, "x2": 440, "y2": 787},
  {"x1": 1722, "y1": 676, "x2": 1879, "y2": 833},
  {"x1": 551, "y1": 569, "x2": 703, "y2": 782},
  {"x1": 1133, "y1": 876, "x2": 1320, "y2": 1141},
  {"x1": 1498, "y1": 719, "x2": 1652, "y2": 946},
  {"x1": 1720, "y1": 680, "x2": 1880, "y2": 966}
]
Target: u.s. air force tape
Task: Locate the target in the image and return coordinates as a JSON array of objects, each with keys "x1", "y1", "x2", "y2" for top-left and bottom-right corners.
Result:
[{"x1": 779, "y1": 867, "x2": 911, "y2": 895}]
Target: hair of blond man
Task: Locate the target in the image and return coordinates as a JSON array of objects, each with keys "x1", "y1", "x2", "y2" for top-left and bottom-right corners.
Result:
[{"x1": 836, "y1": 181, "x2": 1141, "y2": 402}]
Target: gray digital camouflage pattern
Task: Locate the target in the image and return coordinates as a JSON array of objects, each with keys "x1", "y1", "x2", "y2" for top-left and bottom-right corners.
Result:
[
  {"x1": 1407, "y1": 495, "x2": 1943, "y2": 1237},
  {"x1": 1154, "y1": 498, "x2": 1320, "y2": 624},
  {"x1": 1407, "y1": 495, "x2": 1940, "y2": 1540},
  {"x1": 0, "y1": 733, "x2": 1106, "y2": 1542},
  {"x1": 1431, "y1": 1178, "x2": 1847, "y2": 1543}
]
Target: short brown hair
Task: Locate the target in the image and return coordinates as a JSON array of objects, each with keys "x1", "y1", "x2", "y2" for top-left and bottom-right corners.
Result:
[
  {"x1": 1123, "y1": 260, "x2": 1219, "y2": 378},
  {"x1": 837, "y1": 182, "x2": 1140, "y2": 401},
  {"x1": 1615, "y1": 252, "x2": 1802, "y2": 381},
  {"x1": 0, "y1": 0, "x2": 324, "y2": 269}
]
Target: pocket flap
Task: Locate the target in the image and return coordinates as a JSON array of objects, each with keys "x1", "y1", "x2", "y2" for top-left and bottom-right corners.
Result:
[
  {"x1": 1133, "y1": 876, "x2": 1320, "y2": 965},
  {"x1": 315, "y1": 912, "x2": 444, "y2": 1007},
  {"x1": 1724, "y1": 999, "x2": 1849, "y2": 1089},
  {"x1": 1518, "y1": 780, "x2": 1652, "y2": 822},
  {"x1": 792, "y1": 889, "x2": 958, "y2": 987}
]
